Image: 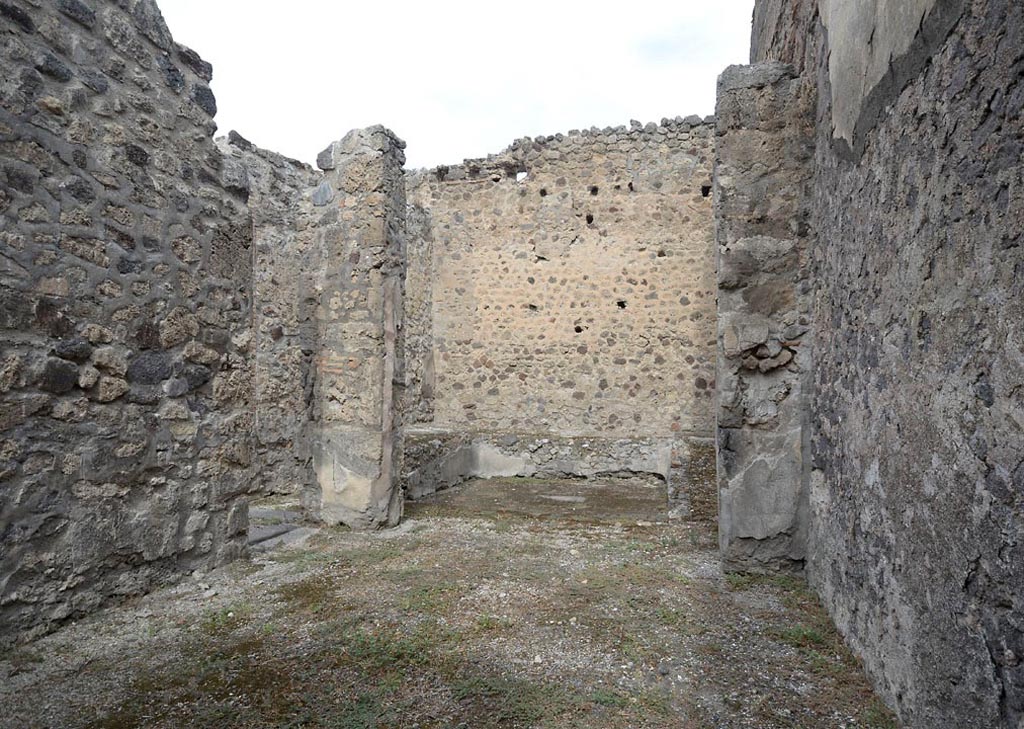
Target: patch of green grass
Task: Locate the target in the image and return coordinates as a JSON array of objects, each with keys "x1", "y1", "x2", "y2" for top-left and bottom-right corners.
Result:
[
  {"x1": 653, "y1": 606, "x2": 707, "y2": 636},
  {"x1": 383, "y1": 564, "x2": 425, "y2": 582},
  {"x1": 474, "y1": 614, "x2": 513, "y2": 632},
  {"x1": 635, "y1": 687, "x2": 675, "y2": 717},
  {"x1": 655, "y1": 606, "x2": 688, "y2": 628},
  {"x1": 452, "y1": 674, "x2": 574, "y2": 725},
  {"x1": 198, "y1": 603, "x2": 252, "y2": 637},
  {"x1": 724, "y1": 572, "x2": 804, "y2": 592},
  {"x1": 863, "y1": 699, "x2": 900, "y2": 728},
  {"x1": 776, "y1": 624, "x2": 829, "y2": 650},
  {"x1": 274, "y1": 574, "x2": 340, "y2": 614},
  {"x1": 722, "y1": 571, "x2": 900, "y2": 728},
  {"x1": 346, "y1": 629, "x2": 432, "y2": 674},
  {"x1": 618, "y1": 539, "x2": 660, "y2": 554},
  {"x1": 618, "y1": 563, "x2": 694, "y2": 588},
  {"x1": 398, "y1": 582, "x2": 458, "y2": 613},
  {"x1": 589, "y1": 687, "x2": 631, "y2": 708},
  {"x1": 322, "y1": 692, "x2": 390, "y2": 728},
  {"x1": 225, "y1": 558, "x2": 265, "y2": 578}
]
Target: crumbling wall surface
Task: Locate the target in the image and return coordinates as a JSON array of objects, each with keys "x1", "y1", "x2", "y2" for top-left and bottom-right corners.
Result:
[
  {"x1": 401, "y1": 200, "x2": 434, "y2": 427},
  {"x1": 0, "y1": 0, "x2": 253, "y2": 645},
  {"x1": 405, "y1": 119, "x2": 718, "y2": 509},
  {"x1": 309, "y1": 127, "x2": 407, "y2": 529},
  {"x1": 713, "y1": 63, "x2": 815, "y2": 573},
  {"x1": 219, "y1": 133, "x2": 320, "y2": 496},
  {"x1": 748, "y1": 0, "x2": 1024, "y2": 726},
  {"x1": 749, "y1": 0, "x2": 818, "y2": 72}
]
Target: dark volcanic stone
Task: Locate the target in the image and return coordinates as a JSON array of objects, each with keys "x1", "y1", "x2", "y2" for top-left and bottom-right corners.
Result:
[
  {"x1": 125, "y1": 144, "x2": 149, "y2": 166},
  {"x1": 37, "y1": 54, "x2": 72, "y2": 81},
  {"x1": 179, "y1": 363, "x2": 212, "y2": 391},
  {"x1": 38, "y1": 358, "x2": 78, "y2": 393},
  {"x1": 127, "y1": 351, "x2": 173, "y2": 384},
  {"x1": 54, "y1": 338, "x2": 93, "y2": 363},
  {"x1": 117, "y1": 257, "x2": 142, "y2": 275},
  {"x1": 5, "y1": 166, "x2": 36, "y2": 194},
  {"x1": 34, "y1": 299, "x2": 74, "y2": 338},
  {"x1": 176, "y1": 45, "x2": 212, "y2": 81},
  {"x1": 0, "y1": 2, "x2": 34, "y2": 33},
  {"x1": 227, "y1": 130, "x2": 253, "y2": 151},
  {"x1": 18, "y1": 68, "x2": 43, "y2": 99},
  {"x1": 134, "y1": 319, "x2": 161, "y2": 352},
  {"x1": 57, "y1": 0, "x2": 96, "y2": 27},
  {"x1": 64, "y1": 176, "x2": 95, "y2": 203},
  {"x1": 192, "y1": 84, "x2": 217, "y2": 117},
  {"x1": 80, "y1": 69, "x2": 109, "y2": 94},
  {"x1": 127, "y1": 385, "x2": 161, "y2": 405},
  {"x1": 157, "y1": 54, "x2": 185, "y2": 93}
]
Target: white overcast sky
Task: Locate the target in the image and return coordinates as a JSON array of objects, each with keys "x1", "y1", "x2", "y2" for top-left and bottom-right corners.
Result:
[{"x1": 157, "y1": 1, "x2": 754, "y2": 169}]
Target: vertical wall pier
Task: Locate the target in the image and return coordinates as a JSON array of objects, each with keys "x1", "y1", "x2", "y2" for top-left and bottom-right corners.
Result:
[
  {"x1": 309, "y1": 127, "x2": 407, "y2": 529},
  {"x1": 713, "y1": 63, "x2": 815, "y2": 573}
]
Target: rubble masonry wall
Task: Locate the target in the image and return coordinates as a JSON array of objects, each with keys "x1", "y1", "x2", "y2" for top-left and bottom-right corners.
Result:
[{"x1": 0, "y1": 0, "x2": 253, "y2": 646}]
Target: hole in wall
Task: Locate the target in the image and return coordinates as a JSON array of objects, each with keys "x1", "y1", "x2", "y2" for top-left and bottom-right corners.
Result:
[
  {"x1": 701, "y1": 184, "x2": 712, "y2": 198},
  {"x1": 516, "y1": 171, "x2": 529, "y2": 183},
  {"x1": 616, "y1": 300, "x2": 627, "y2": 309},
  {"x1": 589, "y1": 185, "x2": 599, "y2": 196},
  {"x1": 574, "y1": 325, "x2": 584, "y2": 333},
  {"x1": 527, "y1": 303, "x2": 538, "y2": 311},
  {"x1": 539, "y1": 188, "x2": 548, "y2": 197},
  {"x1": 586, "y1": 214, "x2": 594, "y2": 225},
  {"x1": 628, "y1": 181, "x2": 635, "y2": 192}
]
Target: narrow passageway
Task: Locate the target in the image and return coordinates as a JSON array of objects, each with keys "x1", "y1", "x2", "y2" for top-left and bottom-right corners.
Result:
[{"x1": 1, "y1": 479, "x2": 894, "y2": 729}]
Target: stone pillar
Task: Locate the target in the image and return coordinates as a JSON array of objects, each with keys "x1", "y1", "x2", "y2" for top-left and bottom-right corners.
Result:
[
  {"x1": 713, "y1": 63, "x2": 814, "y2": 572},
  {"x1": 309, "y1": 127, "x2": 407, "y2": 529}
]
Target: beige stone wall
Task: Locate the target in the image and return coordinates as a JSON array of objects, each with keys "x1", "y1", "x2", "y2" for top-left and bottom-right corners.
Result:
[
  {"x1": 404, "y1": 119, "x2": 717, "y2": 504},
  {"x1": 310, "y1": 127, "x2": 407, "y2": 529}
]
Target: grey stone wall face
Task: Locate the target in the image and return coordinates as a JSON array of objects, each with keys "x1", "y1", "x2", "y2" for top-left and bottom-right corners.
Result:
[
  {"x1": 746, "y1": 0, "x2": 1024, "y2": 726},
  {"x1": 219, "y1": 135, "x2": 320, "y2": 497},
  {"x1": 713, "y1": 63, "x2": 815, "y2": 573},
  {"x1": 0, "y1": 0, "x2": 253, "y2": 645}
]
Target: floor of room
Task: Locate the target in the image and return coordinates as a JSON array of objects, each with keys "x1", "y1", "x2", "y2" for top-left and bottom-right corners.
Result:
[{"x1": 0, "y1": 478, "x2": 895, "y2": 728}]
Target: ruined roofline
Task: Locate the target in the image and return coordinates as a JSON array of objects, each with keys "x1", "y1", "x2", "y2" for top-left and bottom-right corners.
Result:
[{"x1": 407, "y1": 114, "x2": 716, "y2": 180}]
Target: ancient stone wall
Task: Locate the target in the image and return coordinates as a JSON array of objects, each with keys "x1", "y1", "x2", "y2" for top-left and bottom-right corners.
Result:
[
  {"x1": 0, "y1": 0, "x2": 252, "y2": 646},
  {"x1": 309, "y1": 127, "x2": 407, "y2": 528},
  {"x1": 743, "y1": 0, "x2": 1024, "y2": 725},
  {"x1": 219, "y1": 133, "x2": 320, "y2": 497},
  {"x1": 404, "y1": 119, "x2": 718, "y2": 513},
  {"x1": 713, "y1": 63, "x2": 814, "y2": 573}
]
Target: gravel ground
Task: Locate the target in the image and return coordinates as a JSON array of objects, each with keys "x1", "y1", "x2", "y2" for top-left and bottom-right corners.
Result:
[{"x1": 0, "y1": 479, "x2": 897, "y2": 728}]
